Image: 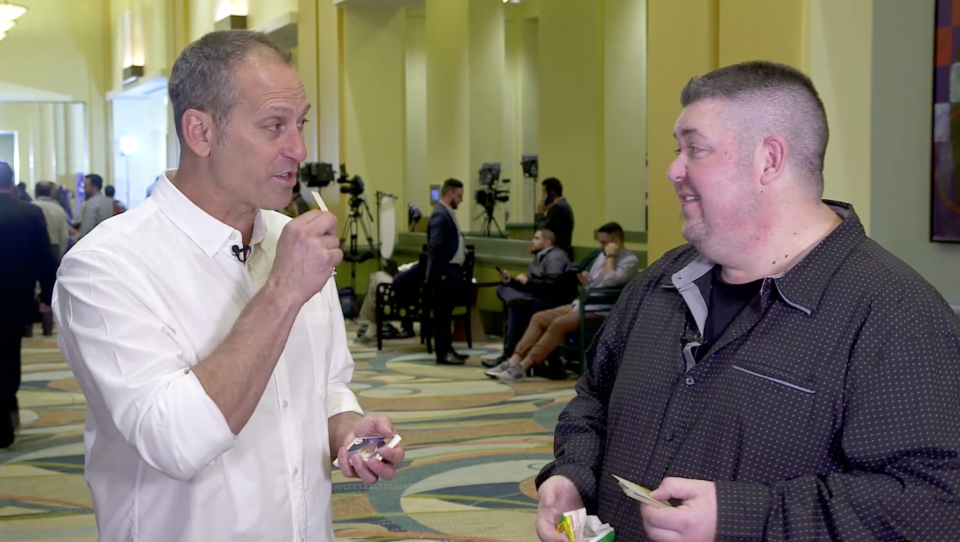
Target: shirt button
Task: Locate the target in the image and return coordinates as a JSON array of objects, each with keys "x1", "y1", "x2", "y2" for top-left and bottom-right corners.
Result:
[
  {"x1": 283, "y1": 400, "x2": 289, "y2": 408},
  {"x1": 685, "y1": 376, "x2": 695, "y2": 386},
  {"x1": 293, "y1": 467, "x2": 299, "y2": 476},
  {"x1": 664, "y1": 431, "x2": 674, "y2": 442}
]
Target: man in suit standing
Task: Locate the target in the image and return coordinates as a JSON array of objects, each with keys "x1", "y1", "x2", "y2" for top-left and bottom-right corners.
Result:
[
  {"x1": 536, "y1": 178, "x2": 575, "y2": 260},
  {"x1": 427, "y1": 179, "x2": 469, "y2": 365},
  {"x1": 0, "y1": 162, "x2": 56, "y2": 448}
]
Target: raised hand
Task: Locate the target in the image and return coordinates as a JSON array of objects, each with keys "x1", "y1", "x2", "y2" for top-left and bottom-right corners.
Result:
[{"x1": 269, "y1": 210, "x2": 343, "y2": 308}]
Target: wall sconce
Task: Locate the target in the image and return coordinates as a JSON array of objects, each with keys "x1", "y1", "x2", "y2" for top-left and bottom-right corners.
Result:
[
  {"x1": 0, "y1": 2, "x2": 28, "y2": 22},
  {"x1": 121, "y1": 10, "x2": 144, "y2": 86},
  {"x1": 215, "y1": 14, "x2": 247, "y2": 31},
  {"x1": 123, "y1": 65, "x2": 144, "y2": 86},
  {"x1": 214, "y1": 0, "x2": 247, "y2": 30}
]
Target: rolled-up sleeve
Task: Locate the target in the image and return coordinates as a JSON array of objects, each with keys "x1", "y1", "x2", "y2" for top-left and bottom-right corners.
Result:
[
  {"x1": 53, "y1": 250, "x2": 236, "y2": 481},
  {"x1": 592, "y1": 252, "x2": 640, "y2": 289},
  {"x1": 322, "y1": 283, "x2": 364, "y2": 418}
]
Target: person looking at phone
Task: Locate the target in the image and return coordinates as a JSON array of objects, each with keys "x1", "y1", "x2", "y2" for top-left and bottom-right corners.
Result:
[
  {"x1": 53, "y1": 30, "x2": 403, "y2": 542},
  {"x1": 493, "y1": 229, "x2": 575, "y2": 367},
  {"x1": 535, "y1": 61, "x2": 960, "y2": 541},
  {"x1": 486, "y1": 222, "x2": 638, "y2": 382},
  {"x1": 536, "y1": 177, "x2": 574, "y2": 260}
]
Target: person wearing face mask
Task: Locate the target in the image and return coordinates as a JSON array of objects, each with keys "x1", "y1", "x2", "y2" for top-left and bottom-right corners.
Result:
[
  {"x1": 535, "y1": 61, "x2": 960, "y2": 542},
  {"x1": 53, "y1": 30, "x2": 403, "y2": 542}
]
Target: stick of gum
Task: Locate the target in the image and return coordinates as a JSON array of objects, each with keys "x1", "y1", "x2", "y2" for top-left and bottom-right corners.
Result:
[
  {"x1": 310, "y1": 191, "x2": 337, "y2": 276},
  {"x1": 311, "y1": 191, "x2": 329, "y2": 212}
]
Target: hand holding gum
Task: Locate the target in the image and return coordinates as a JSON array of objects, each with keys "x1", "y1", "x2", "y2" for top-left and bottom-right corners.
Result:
[{"x1": 310, "y1": 191, "x2": 336, "y2": 276}]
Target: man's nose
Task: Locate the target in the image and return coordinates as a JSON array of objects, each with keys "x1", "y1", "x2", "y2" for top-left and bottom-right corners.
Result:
[
  {"x1": 284, "y1": 128, "x2": 307, "y2": 163},
  {"x1": 667, "y1": 155, "x2": 686, "y2": 183}
]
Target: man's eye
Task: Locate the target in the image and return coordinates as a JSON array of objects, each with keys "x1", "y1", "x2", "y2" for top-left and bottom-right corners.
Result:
[{"x1": 267, "y1": 124, "x2": 283, "y2": 131}]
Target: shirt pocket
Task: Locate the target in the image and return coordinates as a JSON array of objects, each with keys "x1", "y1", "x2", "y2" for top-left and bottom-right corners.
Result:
[
  {"x1": 304, "y1": 311, "x2": 335, "y2": 396},
  {"x1": 721, "y1": 360, "x2": 819, "y2": 477}
]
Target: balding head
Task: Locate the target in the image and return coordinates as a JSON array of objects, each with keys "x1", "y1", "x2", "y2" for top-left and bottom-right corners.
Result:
[
  {"x1": 169, "y1": 30, "x2": 293, "y2": 144},
  {"x1": 35, "y1": 181, "x2": 55, "y2": 198},
  {"x1": 0, "y1": 162, "x2": 13, "y2": 191},
  {"x1": 680, "y1": 61, "x2": 829, "y2": 195}
]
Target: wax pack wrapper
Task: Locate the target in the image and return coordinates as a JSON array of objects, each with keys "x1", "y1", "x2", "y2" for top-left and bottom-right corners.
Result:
[{"x1": 556, "y1": 508, "x2": 615, "y2": 542}]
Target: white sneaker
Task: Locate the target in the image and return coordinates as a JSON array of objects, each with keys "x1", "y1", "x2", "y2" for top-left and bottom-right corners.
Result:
[{"x1": 484, "y1": 361, "x2": 509, "y2": 378}]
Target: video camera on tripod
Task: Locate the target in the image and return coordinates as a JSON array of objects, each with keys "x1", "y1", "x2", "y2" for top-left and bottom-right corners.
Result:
[
  {"x1": 299, "y1": 162, "x2": 366, "y2": 202},
  {"x1": 474, "y1": 162, "x2": 510, "y2": 236},
  {"x1": 298, "y1": 162, "x2": 377, "y2": 286},
  {"x1": 475, "y1": 162, "x2": 510, "y2": 212}
]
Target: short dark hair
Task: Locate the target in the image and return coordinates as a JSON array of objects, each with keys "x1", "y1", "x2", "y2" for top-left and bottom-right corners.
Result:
[
  {"x1": 35, "y1": 181, "x2": 55, "y2": 198},
  {"x1": 542, "y1": 177, "x2": 563, "y2": 196},
  {"x1": 537, "y1": 228, "x2": 556, "y2": 244},
  {"x1": 0, "y1": 162, "x2": 13, "y2": 189},
  {"x1": 441, "y1": 178, "x2": 463, "y2": 196},
  {"x1": 598, "y1": 221, "x2": 624, "y2": 239},
  {"x1": 85, "y1": 174, "x2": 104, "y2": 190},
  {"x1": 104, "y1": 185, "x2": 116, "y2": 198},
  {"x1": 680, "y1": 61, "x2": 828, "y2": 193},
  {"x1": 169, "y1": 30, "x2": 292, "y2": 143}
]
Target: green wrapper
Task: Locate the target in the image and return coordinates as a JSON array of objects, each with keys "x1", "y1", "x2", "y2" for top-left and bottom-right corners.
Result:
[{"x1": 556, "y1": 508, "x2": 615, "y2": 542}]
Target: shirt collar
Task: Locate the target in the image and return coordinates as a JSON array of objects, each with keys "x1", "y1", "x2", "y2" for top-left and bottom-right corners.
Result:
[
  {"x1": 661, "y1": 201, "x2": 864, "y2": 314},
  {"x1": 536, "y1": 246, "x2": 554, "y2": 261},
  {"x1": 152, "y1": 169, "x2": 267, "y2": 258}
]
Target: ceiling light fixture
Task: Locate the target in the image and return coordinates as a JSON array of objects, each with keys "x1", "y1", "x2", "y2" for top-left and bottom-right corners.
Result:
[
  {"x1": 0, "y1": 20, "x2": 13, "y2": 33},
  {"x1": 0, "y1": 2, "x2": 27, "y2": 23}
]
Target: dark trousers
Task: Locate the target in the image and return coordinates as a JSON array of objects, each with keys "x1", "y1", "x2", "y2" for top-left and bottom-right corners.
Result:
[
  {"x1": 496, "y1": 283, "x2": 541, "y2": 357},
  {"x1": 431, "y1": 269, "x2": 461, "y2": 360},
  {"x1": 0, "y1": 317, "x2": 24, "y2": 415}
]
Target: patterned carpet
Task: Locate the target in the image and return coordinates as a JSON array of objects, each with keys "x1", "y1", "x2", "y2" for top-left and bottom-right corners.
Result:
[{"x1": 0, "y1": 323, "x2": 575, "y2": 541}]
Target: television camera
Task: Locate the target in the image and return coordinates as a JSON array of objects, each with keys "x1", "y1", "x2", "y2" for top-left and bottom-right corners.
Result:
[
  {"x1": 474, "y1": 162, "x2": 510, "y2": 237},
  {"x1": 299, "y1": 162, "x2": 366, "y2": 207},
  {"x1": 298, "y1": 162, "x2": 377, "y2": 287}
]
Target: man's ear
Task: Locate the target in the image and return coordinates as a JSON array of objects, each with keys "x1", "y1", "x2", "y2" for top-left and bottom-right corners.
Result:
[
  {"x1": 180, "y1": 109, "x2": 217, "y2": 157},
  {"x1": 759, "y1": 135, "x2": 788, "y2": 186}
]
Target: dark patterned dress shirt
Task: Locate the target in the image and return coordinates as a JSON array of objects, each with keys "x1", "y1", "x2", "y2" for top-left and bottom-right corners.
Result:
[{"x1": 537, "y1": 202, "x2": 960, "y2": 541}]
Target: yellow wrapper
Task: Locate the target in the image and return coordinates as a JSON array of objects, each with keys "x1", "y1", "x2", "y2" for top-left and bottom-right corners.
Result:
[
  {"x1": 556, "y1": 508, "x2": 615, "y2": 542},
  {"x1": 556, "y1": 509, "x2": 584, "y2": 542}
]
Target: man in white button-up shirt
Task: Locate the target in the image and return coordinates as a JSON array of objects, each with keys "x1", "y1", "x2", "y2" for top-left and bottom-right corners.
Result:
[{"x1": 52, "y1": 30, "x2": 403, "y2": 542}]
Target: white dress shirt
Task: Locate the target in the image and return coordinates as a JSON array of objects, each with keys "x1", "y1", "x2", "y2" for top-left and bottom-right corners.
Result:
[
  {"x1": 52, "y1": 170, "x2": 363, "y2": 542},
  {"x1": 441, "y1": 202, "x2": 466, "y2": 265}
]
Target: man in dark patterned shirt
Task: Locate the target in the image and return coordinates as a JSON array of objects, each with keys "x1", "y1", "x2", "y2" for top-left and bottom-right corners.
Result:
[{"x1": 536, "y1": 61, "x2": 960, "y2": 541}]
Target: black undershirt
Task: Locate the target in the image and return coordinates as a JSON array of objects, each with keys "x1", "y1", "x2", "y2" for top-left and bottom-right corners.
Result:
[{"x1": 696, "y1": 265, "x2": 763, "y2": 361}]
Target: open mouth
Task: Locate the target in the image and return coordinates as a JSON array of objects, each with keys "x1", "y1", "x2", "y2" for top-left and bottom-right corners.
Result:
[{"x1": 273, "y1": 172, "x2": 296, "y2": 185}]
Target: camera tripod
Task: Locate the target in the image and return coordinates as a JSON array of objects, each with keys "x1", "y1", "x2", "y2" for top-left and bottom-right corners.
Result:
[
  {"x1": 475, "y1": 205, "x2": 504, "y2": 237},
  {"x1": 340, "y1": 195, "x2": 377, "y2": 289}
]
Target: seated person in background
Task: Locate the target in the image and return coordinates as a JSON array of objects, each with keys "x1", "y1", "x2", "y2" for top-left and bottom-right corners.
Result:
[
  {"x1": 495, "y1": 229, "x2": 575, "y2": 363},
  {"x1": 355, "y1": 260, "x2": 423, "y2": 345},
  {"x1": 536, "y1": 178, "x2": 574, "y2": 260},
  {"x1": 487, "y1": 222, "x2": 638, "y2": 382}
]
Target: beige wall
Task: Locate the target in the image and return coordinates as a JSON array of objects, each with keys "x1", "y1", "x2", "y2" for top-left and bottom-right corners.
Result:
[
  {"x1": 0, "y1": 0, "x2": 111, "y2": 184},
  {"x1": 870, "y1": 0, "x2": 960, "y2": 308},
  {"x1": 808, "y1": 0, "x2": 874, "y2": 233},
  {"x1": 603, "y1": 0, "x2": 647, "y2": 232},
  {"x1": 405, "y1": 10, "x2": 428, "y2": 215}
]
